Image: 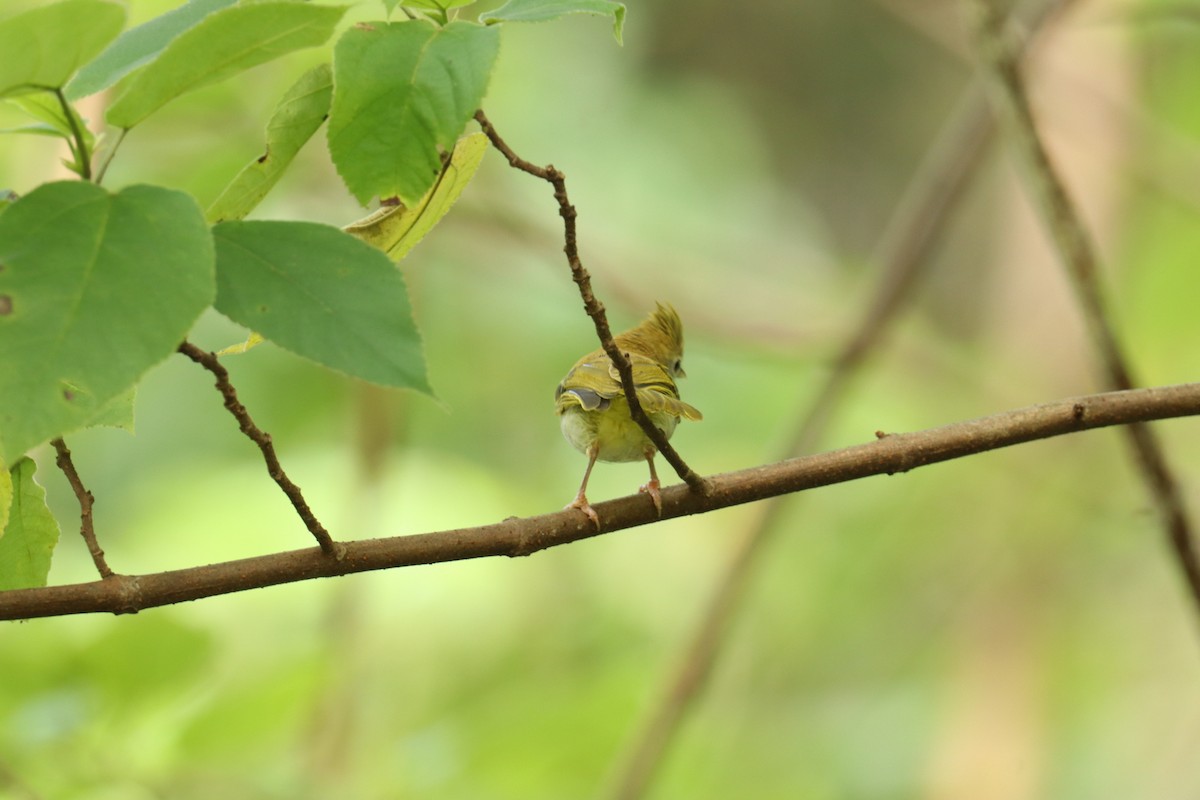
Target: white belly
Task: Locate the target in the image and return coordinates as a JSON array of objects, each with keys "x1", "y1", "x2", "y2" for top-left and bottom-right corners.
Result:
[{"x1": 560, "y1": 399, "x2": 678, "y2": 462}]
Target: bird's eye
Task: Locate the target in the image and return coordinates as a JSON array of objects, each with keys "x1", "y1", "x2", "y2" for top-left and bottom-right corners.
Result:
[{"x1": 673, "y1": 359, "x2": 683, "y2": 373}]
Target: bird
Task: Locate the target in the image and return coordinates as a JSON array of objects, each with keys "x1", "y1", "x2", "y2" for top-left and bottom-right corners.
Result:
[{"x1": 555, "y1": 302, "x2": 702, "y2": 526}]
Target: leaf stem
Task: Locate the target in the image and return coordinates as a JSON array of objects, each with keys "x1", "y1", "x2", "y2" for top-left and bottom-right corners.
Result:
[{"x1": 53, "y1": 88, "x2": 90, "y2": 181}]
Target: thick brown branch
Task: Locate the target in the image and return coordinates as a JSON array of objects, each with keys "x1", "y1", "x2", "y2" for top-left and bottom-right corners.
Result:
[
  {"x1": 473, "y1": 109, "x2": 708, "y2": 495},
  {"x1": 177, "y1": 341, "x2": 342, "y2": 558},
  {"x1": 971, "y1": 0, "x2": 1200, "y2": 610},
  {"x1": 49, "y1": 437, "x2": 114, "y2": 579},
  {"x1": 3, "y1": 383, "x2": 1199, "y2": 621}
]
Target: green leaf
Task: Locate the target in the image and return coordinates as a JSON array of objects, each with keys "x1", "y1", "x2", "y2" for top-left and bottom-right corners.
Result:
[
  {"x1": 66, "y1": 0, "x2": 238, "y2": 100},
  {"x1": 480, "y1": 0, "x2": 626, "y2": 44},
  {"x1": 0, "y1": 124, "x2": 63, "y2": 138},
  {"x1": 206, "y1": 63, "x2": 334, "y2": 224},
  {"x1": 0, "y1": 458, "x2": 61, "y2": 591},
  {"x1": 87, "y1": 387, "x2": 135, "y2": 432},
  {"x1": 212, "y1": 221, "x2": 430, "y2": 392},
  {"x1": 5, "y1": 93, "x2": 95, "y2": 176},
  {"x1": 328, "y1": 20, "x2": 499, "y2": 206},
  {"x1": 404, "y1": 0, "x2": 477, "y2": 10},
  {"x1": 344, "y1": 131, "x2": 487, "y2": 262},
  {"x1": 8, "y1": 93, "x2": 91, "y2": 143},
  {"x1": 0, "y1": 182, "x2": 215, "y2": 460},
  {"x1": 106, "y1": 2, "x2": 348, "y2": 129},
  {"x1": 0, "y1": 0, "x2": 126, "y2": 98}
]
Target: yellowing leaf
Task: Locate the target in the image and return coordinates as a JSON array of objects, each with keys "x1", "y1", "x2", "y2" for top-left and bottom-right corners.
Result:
[
  {"x1": 216, "y1": 331, "x2": 265, "y2": 356},
  {"x1": 343, "y1": 131, "x2": 487, "y2": 262}
]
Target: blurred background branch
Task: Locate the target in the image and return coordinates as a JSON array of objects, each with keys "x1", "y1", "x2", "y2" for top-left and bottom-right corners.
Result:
[
  {"x1": 971, "y1": 0, "x2": 1200, "y2": 610},
  {"x1": 604, "y1": 5, "x2": 1082, "y2": 796}
]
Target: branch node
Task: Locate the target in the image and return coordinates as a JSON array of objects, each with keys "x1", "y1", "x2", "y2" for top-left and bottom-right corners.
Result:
[
  {"x1": 109, "y1": 574, "x2": 143, "y2": 615},
  {"x1": 688, "y1": 475, "x2": 714, "y2": 499},
  {"x1": 504, "y1": 516, "x2": 536, "y2": 557}
]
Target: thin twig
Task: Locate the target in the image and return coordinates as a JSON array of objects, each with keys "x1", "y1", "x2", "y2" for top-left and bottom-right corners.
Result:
[
  {"x1": 49, "y1": 437, "x2": 113, "y2": 579},
  {"x1": 971, "y1": 0, "x2": 1200, "y2": 611},
  {"x1": 2, "y1": 382, "x2": 1199, "y2": 620},
  {"x1": 473, "y1": 109, "x2": 709, "y2": 495},
  {"x1": 177, "y1": 341, "x2": 342, "y2": 558}
]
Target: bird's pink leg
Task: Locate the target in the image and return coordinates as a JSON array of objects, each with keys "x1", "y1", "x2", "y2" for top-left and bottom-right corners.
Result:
[
  {"x1": 566, "y1": 443, "x2": 601, "y2": 528},
  {"x1": 639, "y1": 448, "x2": 663, "y2": 516}
]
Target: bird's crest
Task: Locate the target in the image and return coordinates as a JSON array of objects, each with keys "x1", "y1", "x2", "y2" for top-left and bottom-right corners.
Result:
[{"x1": 616, "y1": 302, "x2": 684, "y2": 359}]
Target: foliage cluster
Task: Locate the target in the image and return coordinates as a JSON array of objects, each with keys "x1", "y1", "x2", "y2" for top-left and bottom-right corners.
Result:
[{"x1": 0, "y1": 0, "x2": 624, "y2": 590}]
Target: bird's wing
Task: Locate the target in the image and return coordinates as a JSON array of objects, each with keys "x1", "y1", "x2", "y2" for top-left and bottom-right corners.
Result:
[
  {"x1": 555, "y1": 357, "x2": 622, "y2": 413},
  {"x1": 625, "y1": 354, "x2": 703, "y2": 421},
  {"x1": 556, "y1": 353, "x2": 702, "y2": 422}
]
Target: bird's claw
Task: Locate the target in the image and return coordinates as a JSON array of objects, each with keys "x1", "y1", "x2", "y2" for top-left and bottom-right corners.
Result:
[
  {"x1": 639, "y1": 479, "x2": 663, "y2": 516},
  {"x1": 565, "y1": 494, "x2": 600, "y2": 529}
]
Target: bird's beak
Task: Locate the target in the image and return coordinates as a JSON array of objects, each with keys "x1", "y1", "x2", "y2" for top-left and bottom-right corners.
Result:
[{"x1": 676, "y1": 365, "x2": 687, "y2": 378}]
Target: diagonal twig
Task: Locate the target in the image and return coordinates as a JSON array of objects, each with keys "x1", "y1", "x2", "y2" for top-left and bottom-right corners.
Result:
[
  {"x1": 473, "y1": 109, "x2": 708, "y2": 496},
  {"x1": 177, "y1": 341, "x2": 343, "y2": 559},
  {"x1": 970, "y1": 0, "x2": 1200, "y2": 611},
  {"x1": 50, "y1": 436, "x2": 114, "y2": 579}
]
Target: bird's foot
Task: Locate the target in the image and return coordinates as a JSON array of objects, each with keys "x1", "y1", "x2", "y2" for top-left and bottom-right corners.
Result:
[
  {"x1": 565, "y1": 493, "x2": 600, "y2": 529},
  {"x1": 639, "y1": 478, "x2": 663, "y2": 516}
]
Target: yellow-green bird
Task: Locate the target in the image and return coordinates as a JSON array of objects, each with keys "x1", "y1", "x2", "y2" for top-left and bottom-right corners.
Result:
[{"x1": 555, "y1": 302, "x2": 702, "y2": 525}]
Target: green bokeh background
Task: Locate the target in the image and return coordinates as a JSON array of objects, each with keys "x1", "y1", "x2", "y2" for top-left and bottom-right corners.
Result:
[{"x1": 3, "y1": 1, "x2": 1200, "y2": 797}]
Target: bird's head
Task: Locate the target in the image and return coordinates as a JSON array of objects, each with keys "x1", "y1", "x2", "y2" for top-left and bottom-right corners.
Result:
[{"x1": 616, "y1": 302, "x2": 687, "y2": 377}]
